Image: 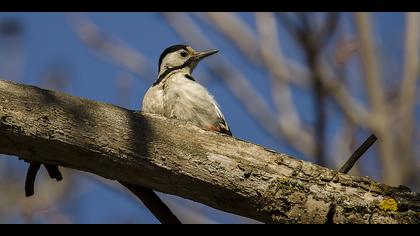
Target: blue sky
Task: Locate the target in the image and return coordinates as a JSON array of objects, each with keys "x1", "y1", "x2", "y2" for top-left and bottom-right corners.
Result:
[{"x1": 0, "y1": 12, "x2": 409, "y2": 223}]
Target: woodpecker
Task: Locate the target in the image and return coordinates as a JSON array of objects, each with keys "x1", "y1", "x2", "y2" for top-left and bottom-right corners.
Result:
[{"x1": 142, "y1": 44, "x2": 231, "y2": 135}]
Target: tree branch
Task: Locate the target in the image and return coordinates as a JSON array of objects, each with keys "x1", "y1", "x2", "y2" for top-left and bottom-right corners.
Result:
[
  {"x1": 338, "y1": 134, "x2": 377, "y2": 174},
  {"x1": 254, "y1": 12, "x2": 311, "y2": 156},
  {"x1": 354, "y1": 12, "x2": 401, "y2": 185},
  {"x1": 0, "y1": 79, "x2": 418, "y2": 224},
  {"x1": 118, "y1": 181, "x2": 181, "y2": 224},
  {"x1": 197, "y1": 12, "x2": 261, "y2": 65},
  {"x1": 318, "y1": 60, "x2": 375, "y2": 129},
  {"x1": 66, "y1": 13, "x2": 153, "y2": 79},
  {"x1": 399, "y1": 12, "x2": 420, "y2": 182}
]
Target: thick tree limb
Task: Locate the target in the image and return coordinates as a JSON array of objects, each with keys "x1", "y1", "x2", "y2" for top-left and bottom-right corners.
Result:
[{"x1": 0, "y1": 79, "x2": 419, "y2": 224}]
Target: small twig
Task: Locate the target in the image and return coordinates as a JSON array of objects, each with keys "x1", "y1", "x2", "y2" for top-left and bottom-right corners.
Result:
[
  {"x1": 119, "y1": 181, "x2": 182, "y2": 224},
  {"x1": 338, "y1": 134, "x2": 377, "y2": 174},
  {"x1": 23, "y1": 161, "x2": 63, "y2": 197},
  {"x1": 330, "y1": 134, "x2": 377, "y2": 183},
  {"x1": 44, "y1": 164, "x2": 63, "y2": 181},
  {"x1": 24, "y1": 161, "x2": 41, "y2": 197}
]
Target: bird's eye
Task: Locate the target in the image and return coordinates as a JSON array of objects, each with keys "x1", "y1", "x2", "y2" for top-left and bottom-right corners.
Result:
[{"x1": 180, "y1": 51, "x2": 188, "y2": 57}]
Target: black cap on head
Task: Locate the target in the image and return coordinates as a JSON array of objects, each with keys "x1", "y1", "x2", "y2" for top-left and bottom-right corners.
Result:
[{"x1": 158, "y1": 44, "x2": 188, "y2": 71}]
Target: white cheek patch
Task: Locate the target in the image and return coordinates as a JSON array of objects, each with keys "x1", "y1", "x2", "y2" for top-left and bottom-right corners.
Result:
[{"x1": 161, "y1": 53, "x2": 187, "y2": 70}]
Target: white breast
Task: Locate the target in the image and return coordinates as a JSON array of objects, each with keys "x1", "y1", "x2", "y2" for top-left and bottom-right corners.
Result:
[
  {"x1": 142, "y1": 83, "x2": 164, "y2": 115},
  {"x1": 162, "y1": 72, "x2": 229, "y2": 131},
  {"x1": 142, "y1": 71, "x2": 230, "y2": 133}
]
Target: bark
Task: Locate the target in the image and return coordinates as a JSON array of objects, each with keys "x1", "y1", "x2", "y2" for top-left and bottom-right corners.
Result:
[{"x1": 0, "y1": 79, "x2": 418, "y2": 224}]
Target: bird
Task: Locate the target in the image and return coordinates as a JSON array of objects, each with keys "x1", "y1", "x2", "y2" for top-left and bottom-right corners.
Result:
[
  {"x1": 142, "y1": 44, "x2": 231, "y2": 135},
  {"x1": 132, "y1": 45, "x2": 232, "y2": 223}
]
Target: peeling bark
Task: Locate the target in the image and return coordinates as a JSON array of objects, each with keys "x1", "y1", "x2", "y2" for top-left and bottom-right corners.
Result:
[{"x1": 0, "y1": 79, "x2": 418, "y2": 224}]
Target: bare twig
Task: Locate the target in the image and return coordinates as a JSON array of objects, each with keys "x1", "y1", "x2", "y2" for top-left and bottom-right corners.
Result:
[
  {"x1": 119, "y1": 181, "x2": 182, "y2": 224},
  {"x1": 330, "y1": 116, "x2": 362, "y2": 176},
  {"x1": 330, "y1": 133, "x2": 377, "y2": 183},
  {"x1": 78, "y1": 172, "x2": 222, "y2": 223},
  {"x1": 44, "y1": 164, "x2": 63, "y2": 181},
  {"x1": 23, "y1": 160, "x2": 63, "y2": 197},
  {"x1": 24, "y1": 161, "x2": 41, "y2": 197},
  {"x1": 338, "y1": 134, "x2": 377, "y2": 174}
]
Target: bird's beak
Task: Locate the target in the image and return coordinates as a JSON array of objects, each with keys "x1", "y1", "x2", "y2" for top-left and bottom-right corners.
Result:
[{"x1": 193, "y1": 49, "x2": 219, "y2": 61}]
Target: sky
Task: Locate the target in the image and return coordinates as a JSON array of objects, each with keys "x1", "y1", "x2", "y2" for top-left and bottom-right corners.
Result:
[{"x1": 0, "y1": 12, "x2": 409, "y2": 223}]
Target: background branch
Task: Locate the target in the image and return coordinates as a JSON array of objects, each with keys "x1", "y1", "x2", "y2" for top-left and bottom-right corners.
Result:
[
  {"x1": 318, "y1": 61, "x2": 374, "y2": 128},
  {"x1": 196, "y1": 12, "x2": 261, "y2": 65},
  {"x1": 354, "y1": 12, "x2": 401, "y2": 185},
  {"x1": 67, "y1": 13, "x2": 153, "y2": 79},
  {"x1": 255, "y1": 12, "x2": 307, "y2": 142},
  {"x1": 399, "y1": 12, "x2": 420, "y2": 184}
]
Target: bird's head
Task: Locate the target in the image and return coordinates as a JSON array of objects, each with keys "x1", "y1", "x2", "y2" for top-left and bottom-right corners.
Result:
[{"x1": 158, "y1": 44, "x2": 218, "y2": 77}]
